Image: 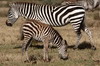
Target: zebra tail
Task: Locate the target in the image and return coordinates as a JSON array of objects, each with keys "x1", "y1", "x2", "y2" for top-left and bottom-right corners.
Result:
[
  {"x1": 20, "y1": 31, "x2": 24, "y2": 40},
  {"x1": 20, "y1": 25, "x2": 24, "y2": 40}
]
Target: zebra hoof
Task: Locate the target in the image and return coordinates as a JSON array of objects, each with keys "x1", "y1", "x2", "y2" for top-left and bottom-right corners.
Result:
[
  {"x1": 43, "y1": 59, "x2": 50, "y2": 62},
  {"x1": 73, "y1": 46, "x2": 78, "y2": 50},
  {"x1": 24, "y1": 59, "x2": 30, "y2": 63},
  {"x1": 91, "y1": 46, "x2": 96, "y2": 50}
]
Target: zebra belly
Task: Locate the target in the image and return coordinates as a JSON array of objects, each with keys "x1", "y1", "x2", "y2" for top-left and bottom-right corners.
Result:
[{"x1": 33, "y1": 36, "x2": 42, "y2": 42}]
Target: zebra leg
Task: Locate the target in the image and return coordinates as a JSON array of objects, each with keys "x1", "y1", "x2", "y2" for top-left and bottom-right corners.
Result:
[
  {"x1": 22, "y1": 37, "x2": 33, "y2": 62},
  {"x1": 82, "y1": 27, "x2": 96, "y2": 50},
  {"x1": 43, "y1": 39, "x2": 49, "y2": 62},
  {"x1": 73, "y1": 31, "x2": 82, "y2": 49},
  {"x1": 71, "y1": 21, "x2": 82, "y2": 49},
  {"x1": 81, "y1": 21, "x2": 96, "y2": 50}
]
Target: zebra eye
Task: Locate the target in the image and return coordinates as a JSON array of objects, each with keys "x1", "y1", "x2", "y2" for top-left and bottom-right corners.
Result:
[{"x1": 8, "y1": 11, "x2": 11, "y2": 15}]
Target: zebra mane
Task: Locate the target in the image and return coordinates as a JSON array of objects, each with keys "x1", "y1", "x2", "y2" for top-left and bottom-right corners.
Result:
[
  {"x1": 9, "y1": 2, "x2": 56, "y2": 7},
  {"x1": 9, "y1": 2, "x2": 36, "y2": 7},
  {"x1": 53, "y1": 29, "x2": 63, "y2": 40}
]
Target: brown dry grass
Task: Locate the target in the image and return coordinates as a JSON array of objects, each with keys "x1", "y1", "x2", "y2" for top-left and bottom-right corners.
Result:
[
  {"x1": 0, "y1": 1, "x2": 100, "y2": 65},
  {"x1": 0, "y1": 16, "x2": 100, "y2": 66},
  {"x1": 86, "y1": 11, "x2": 100, "y2": 27}
]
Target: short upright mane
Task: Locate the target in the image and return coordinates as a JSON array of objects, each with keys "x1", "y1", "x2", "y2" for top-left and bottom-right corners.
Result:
[
  {"x1": 12, "y1": 2, "x2": 36, "y2": 4},
  {"x1": 9, "y1": 2, "x2": 36, "y2": 7}
]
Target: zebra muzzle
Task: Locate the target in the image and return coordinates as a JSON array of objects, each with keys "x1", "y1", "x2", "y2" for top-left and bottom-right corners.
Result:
[
  {"x1": 60, "y1": 56, "x2": 68, "y2": 60},
  {"x1": 59, "y1": 54, "x2": 68, "y2": 60},
  {"x1": 6, "y1": 21, "x2": 12, "y2": 26}
]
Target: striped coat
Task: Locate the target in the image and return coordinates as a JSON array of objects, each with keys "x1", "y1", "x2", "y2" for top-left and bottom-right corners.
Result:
[{"x1": 21, "y1": 19, "x2": 68, "y2": 61}]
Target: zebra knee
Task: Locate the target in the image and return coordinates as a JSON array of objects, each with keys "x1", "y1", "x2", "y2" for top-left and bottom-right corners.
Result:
[
  {"x1": 22, "y1": 43, "x2": 28, "y2": 53},
  {"x1": 84, "y1": 28, "x2": 92, "y2": 36},
  {"x1": 85, "y1": 28, "x2": 91, "y2": 33},
  {"x1": 75, "y1": 29, "x2": 81, "y2": 36},
  {"x1": 22, "y1": 44, "x2": 26, "y2": 53}
]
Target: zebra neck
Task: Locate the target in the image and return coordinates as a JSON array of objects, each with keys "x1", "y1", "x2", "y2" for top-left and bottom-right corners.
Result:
[{"x1": 53, "y1": 32, "x2": 63, "y2": 48}]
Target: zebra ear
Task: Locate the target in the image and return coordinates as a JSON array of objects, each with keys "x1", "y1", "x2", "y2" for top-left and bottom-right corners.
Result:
[{"x1": 9, "y1": 2, "x2": 14, "y2": 7}]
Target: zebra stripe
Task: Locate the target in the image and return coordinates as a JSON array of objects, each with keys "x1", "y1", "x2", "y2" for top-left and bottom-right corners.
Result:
[{"x1": 21, "y1": 19, "x2": 68, "y2": 61}]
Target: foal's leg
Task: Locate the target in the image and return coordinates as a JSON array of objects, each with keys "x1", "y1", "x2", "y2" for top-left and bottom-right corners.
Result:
[
  {"x1": 43, "y1": 39, "x2": 49, "y2": 62},
  {"x1": 22, "y1": 37, "x2": 33, "y2": 61}
]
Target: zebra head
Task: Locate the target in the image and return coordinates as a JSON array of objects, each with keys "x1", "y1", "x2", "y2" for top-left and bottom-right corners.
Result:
[
  {"x1": 58, "y1": 40, "x2": 68, "y2": 60},
  {"x1": 6, "y1": 3, "x2": 19, "y2": 26}
]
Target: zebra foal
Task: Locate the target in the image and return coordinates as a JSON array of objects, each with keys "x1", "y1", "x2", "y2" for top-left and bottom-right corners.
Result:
[{"x1": 21, "y1": 19, "x2": 68, "y2": 61}]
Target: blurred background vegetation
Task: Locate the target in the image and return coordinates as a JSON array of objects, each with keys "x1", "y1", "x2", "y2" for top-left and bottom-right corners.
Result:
[
  {"x1": 0, "y1": 0, "x2": 64, "y2": 17},
  {"x1": 0, "y1": 0, "x2": 64, "y2": 7}
]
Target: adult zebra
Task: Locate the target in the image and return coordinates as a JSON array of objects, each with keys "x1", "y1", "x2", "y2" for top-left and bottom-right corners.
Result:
[{"x1": 6, "y1": 2, "x2": 96, "y2": 50}]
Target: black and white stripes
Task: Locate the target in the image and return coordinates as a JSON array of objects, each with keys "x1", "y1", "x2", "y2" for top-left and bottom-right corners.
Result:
[
  {"x1": 6, "y1": 2, "x2": 85, "y2": 36},
  {"x1": 21, "y1": 20, "x2": 68, "y2": 61},
  {"x1": 6, "y1": 2, "x2": 96, "y2": 50},
  {"x1": 6, "y1": 2, "x2": 85, "y2": 27}
]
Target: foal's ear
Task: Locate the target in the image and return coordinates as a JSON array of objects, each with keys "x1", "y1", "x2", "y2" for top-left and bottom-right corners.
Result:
[{"x1": 62, "y1": 40, "x2": 67, "y2": 45}]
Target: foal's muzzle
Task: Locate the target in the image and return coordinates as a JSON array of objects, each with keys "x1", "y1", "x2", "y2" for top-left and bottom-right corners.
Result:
[
  {"x1": 60, "y1": 56, "x2": 68, "y2": 60},
  {"x1": 59, "y1": 54, "x2": 68, "y2": 60},
  {"x1": 6, "y1": 21, "x2": 12, "y2": 26}
]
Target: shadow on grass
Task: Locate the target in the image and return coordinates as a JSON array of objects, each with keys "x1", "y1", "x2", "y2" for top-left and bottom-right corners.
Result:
[
  {"x1": 68, "y1": 41, "x2": 93, "y2": 50},
  {"x1": 13, "y1": 44, "x2": 57, "y2": 49},
  {"x1": 13, "y1": 46, "x2": 22, "y2": 49},
  {"x1": 30, "y1": 45, "x2": 57, "y2": 49},
  {"x1": 14, "y1": 41, "x2": 93, "y2": 50}
]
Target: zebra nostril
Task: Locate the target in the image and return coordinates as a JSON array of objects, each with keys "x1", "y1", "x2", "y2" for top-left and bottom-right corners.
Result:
[{"x1": 6, "y1": 21, "x2": 12, "y2": 26}]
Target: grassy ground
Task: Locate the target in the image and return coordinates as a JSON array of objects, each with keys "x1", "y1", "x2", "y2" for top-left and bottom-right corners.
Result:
[
  {"x1": 0, "y1": 0, "x2": 100, "y2": 66},
  {"x1": 0, "y1": 17, "x2": 100, "y2": 66}
]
